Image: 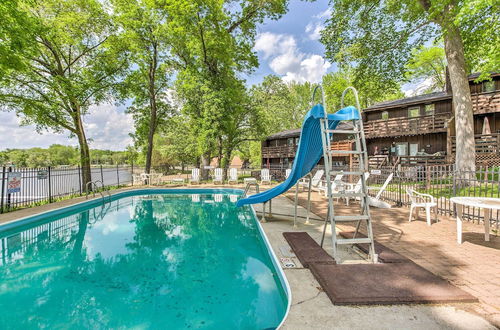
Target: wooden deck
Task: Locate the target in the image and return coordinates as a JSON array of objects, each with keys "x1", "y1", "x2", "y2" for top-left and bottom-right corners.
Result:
[{"x1": 364, "y1": 113, "x2": 451, "y2": 139}]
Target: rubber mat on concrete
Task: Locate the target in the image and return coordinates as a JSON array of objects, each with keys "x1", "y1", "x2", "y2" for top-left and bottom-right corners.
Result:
[
  {"x1": 283, "y1": 232, "x2": 336, "y2": 268},
  {"x1": 309, "y1": 262, "x2": 478, "y2": 305},
  {"x1": 339, "y1": 231, "x2": 410, "y2": 263}
]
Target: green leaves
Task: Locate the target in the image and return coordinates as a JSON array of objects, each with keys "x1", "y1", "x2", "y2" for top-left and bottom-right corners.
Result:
[{"x1": 406, "y1": 45, "x2": 447, "y2": 92}]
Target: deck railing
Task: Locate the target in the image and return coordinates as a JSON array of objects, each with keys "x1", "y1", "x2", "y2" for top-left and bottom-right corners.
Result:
[
  {"x1": 261, "y1": 145, "x2": 297, "y2": 158},
  {"x1": 364, "y1": 112, "x2": 451, "y2": 138}
]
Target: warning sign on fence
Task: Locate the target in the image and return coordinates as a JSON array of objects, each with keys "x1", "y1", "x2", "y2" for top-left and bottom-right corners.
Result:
[{"x1": 7, "y1": 172, "x2": 22, "y2": 194}]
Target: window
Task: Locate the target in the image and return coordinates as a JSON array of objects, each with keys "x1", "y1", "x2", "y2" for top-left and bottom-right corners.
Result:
[
  {"x1": 287, "y1": 138, "x2": 294, "y2": 146},
  {"x1": 483, "y1": 81, "x2": 495, "y2": 93},
  {"x1": 408, "y1": 107, "x2": 420, "y2": 118},
  {"x1": 425, "y1": 104, "x2": 435, "y2": 116},
  {"x1": 381, "y1": 111, "x2": 389, "y2": 120}
]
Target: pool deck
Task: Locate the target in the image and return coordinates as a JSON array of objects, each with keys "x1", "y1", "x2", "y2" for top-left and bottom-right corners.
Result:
[{"x1": 0, "y1": 184, "x2": 498, "y2": 329}]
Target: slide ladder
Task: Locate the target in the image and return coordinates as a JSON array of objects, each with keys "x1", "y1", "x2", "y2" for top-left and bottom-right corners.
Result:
[{"x1": 318, "y1": 86, "x2": 377, "y2": 263}]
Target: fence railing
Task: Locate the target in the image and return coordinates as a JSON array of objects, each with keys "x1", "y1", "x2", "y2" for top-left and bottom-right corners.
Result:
[
  {"x1": 2, "y1": 163, "x2": 500, "y2": 228},
  {"x1": 366, "y1": 164, "x2": 500, "y2": 225},
  {"x1": 0, "y1": 165, "x2": 135, "y2": 213}
]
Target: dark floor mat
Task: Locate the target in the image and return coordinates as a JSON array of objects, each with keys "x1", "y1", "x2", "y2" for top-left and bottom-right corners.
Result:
[
  {"x1": 309, "y1": 263, "x2": 478, "y2": 305},
  {"x1": 283, "y1": 232, "x2": 336, "y2": 267},
  {"x1": 339, "y1": 231, "x2": 410, "y2": 263}
]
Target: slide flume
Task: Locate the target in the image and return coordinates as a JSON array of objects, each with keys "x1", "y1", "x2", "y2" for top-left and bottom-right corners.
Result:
[{"x1": 236, "y1": 104, "x2": 360, "y2": 207}]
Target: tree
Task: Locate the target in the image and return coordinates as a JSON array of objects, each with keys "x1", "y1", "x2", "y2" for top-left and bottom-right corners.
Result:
[
  {"x1": 165, "y1": 0, "x2": 289, "y2": 179},
  {"x1": 249, "y1": 75, "x2": 312, "y2": 135},
  {"x1": 0, "y1": 0, "x2": 125, "y2": 189},
  {"x1": 321, "y1": 0, "x2": 499, "y2": 173},
  {"x1": 406, "y1": 45, "x2": 447, "y2": 93},
  {"x1": 112, "y1": 0, "x2": 174, "y2": 174},
  {"x1": 322, "y1": 69, "x2": 403, "y2": 111},
  {"x1": 0, "y1": 0, "x2": 35, "y2": 76}
]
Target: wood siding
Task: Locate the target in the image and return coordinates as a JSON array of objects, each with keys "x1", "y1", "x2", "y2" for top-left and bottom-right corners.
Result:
[{"x1": 366, "y1": 133, "x2": 448, "y2": 156}]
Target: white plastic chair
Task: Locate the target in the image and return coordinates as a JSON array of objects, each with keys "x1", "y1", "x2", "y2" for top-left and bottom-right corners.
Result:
[
  {"x1": 132, "y1": 174, "x2": 142, "y2": 185},
  {"x1": 213, "y1": 168, "x2": 223, "y2": 184},
  {"x1": 299, "y1": 169, "x2": 324, "y2": 191},
  {"x1": 343, "y1": 172, "x2": 370, "y2": 205},
  {"x1": 228, "y1": 168, "x2": 238, "y2": 184},
  {"x1": 285, "y1": 169, "x2": 292, "y2": 179},
  {"x1": 318, "y1": 172, "x2": 344, "y2": 198},
  {"x1": 261, "y1": 168, "x2": 271, "y2": 185},
  {"x1": 190, "y1": 168, "x2": 200, "y2": 184},
  {"x1": 407, "y1": 188, "x2": 437, "y2": 226},
  {"x1": 140, "y1": 173, "x2": 150, "y2": 185}
]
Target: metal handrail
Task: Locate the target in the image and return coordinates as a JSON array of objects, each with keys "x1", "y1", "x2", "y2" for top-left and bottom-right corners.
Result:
[
  {"x1": 243, "y1": 182, "x2": 260, "y2": 196},
  {"x1": 85, "y1": 180, "x2": 111, "y2": 204}
]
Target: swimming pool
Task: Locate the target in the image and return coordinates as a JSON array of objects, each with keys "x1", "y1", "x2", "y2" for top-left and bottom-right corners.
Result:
[{"x1": 0, "y1": 189, "x2": 290, "y2": 329}]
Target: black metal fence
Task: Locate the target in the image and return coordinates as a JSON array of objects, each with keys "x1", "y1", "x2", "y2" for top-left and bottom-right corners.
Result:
[
  {"x1": 2, "y1": 162, "x2": 500, "y2": 227},
  {"x1": 0, "y1": 165, "x2": 135, "y2": 213},
  {"x1": 365, "y1": 165, "x2": 500, "y2": 225}
]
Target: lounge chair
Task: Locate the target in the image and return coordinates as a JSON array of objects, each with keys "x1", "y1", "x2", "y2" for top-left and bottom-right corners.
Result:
[
  {"x1": 261, "y1": 168, "x2": 272, "y2": 185},
  {"x1": 298, "y1": 169, "x2": 324, "y2": 191},
  {"x1": 228, "y1": 168, "x2": 238, "y2": 184},
  {"x1": 367, "y1": 173, "x2": 394, "y2": 208},
  {"x1": 318, "y1": 172, "x2": 344, "y2": 198},
  {"x1": 190, "y1": 168, "x2": 200, "y2": 184},
  {"x1": 407, "y1": 188, "x2": 437, "y2": 226},
  {"x1": 343, "y1": 172, "x2": 370, "y2": 205},
  {"x1": 213, "y1": 168, "x2": 223, "y2": 184}
]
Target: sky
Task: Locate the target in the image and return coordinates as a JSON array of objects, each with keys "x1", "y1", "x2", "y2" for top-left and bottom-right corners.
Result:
[{"x1": 0, "y1": 0, "x2": 416, "y2": 152}]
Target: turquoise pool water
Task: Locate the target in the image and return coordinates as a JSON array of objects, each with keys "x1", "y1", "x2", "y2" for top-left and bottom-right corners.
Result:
[{"x1": 0, "y1": 190, "x2": 288, "y2": 329}]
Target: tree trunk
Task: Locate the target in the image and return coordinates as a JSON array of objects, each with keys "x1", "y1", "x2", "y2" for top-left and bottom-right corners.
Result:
[
  {"x1": 145, "y1": 44, "x2": 159, "y2": 175},
  {"x1": 75, "y1": 115, "x2": 92, "y2": 192},
  {"x1": 201, "y1": 154, "x2": 211, "y2": 180},
  {"x1": 443, "y1": 23, "x2": 476, "y2": 174}
]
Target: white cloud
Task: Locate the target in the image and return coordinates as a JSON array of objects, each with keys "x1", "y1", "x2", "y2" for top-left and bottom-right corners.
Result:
[
  {"x1": 0, "y1": 103, "x2": 134, "y2": 151},
  {"x1": 403, "y1": 77, "x2": 435, "y2": 97},
  {"x1": 255, "y1": 32, "x2": 331, "y2": 84},
  {"x1": 254, "y1": 32, "x2": 296, "y2": 59},
  {"x1": 305, "y1": 22, "x2": 323, "y2": 40},
  {"x1": 314, "y1": 8, "x2": 332, "y2": 19}
]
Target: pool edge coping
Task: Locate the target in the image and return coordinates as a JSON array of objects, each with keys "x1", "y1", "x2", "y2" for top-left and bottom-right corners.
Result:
[{"x1": 0, "y1": 187, "x2": 292, "y2": 329}]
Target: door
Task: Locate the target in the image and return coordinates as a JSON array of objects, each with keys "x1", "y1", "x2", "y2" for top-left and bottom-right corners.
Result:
[
  {"x1": 409, "y1": 143, "x2": 419, "y2": 156},
  {"x1": 395, "y1": 143, "x2": 408, "y2": 156}
]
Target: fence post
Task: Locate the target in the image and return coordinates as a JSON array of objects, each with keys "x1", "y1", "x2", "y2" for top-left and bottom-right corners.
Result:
[
  {"x1": 116, "y1": 164, "x2": 120, "y2": 186},
  {"x1": 0, "y1": 166, "x2": 5, "y2": 214},
  {"x1": 78, "y1": 166, "x2": 82, "y2": 195},
  {"x1": 397, "y1": 167, "x2": 402, "y2": 207},
  {"x1": 48, "y1": 166, "x2": 52, "y2": 203},
  {"x1": 6, "y1": 167, "x2": 12, "y2": 211},
  {"x1": 100, "y1": 165, "x2": 104, "y2": 183}
]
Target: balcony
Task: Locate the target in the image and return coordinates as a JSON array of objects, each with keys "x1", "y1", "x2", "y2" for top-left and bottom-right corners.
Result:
[
  {"x1": 262, "y1": 141, "x2": 353, "y2": 159},
  {"x1": 261, "y1": 145, "x2": 297, "y2": 159},
  {"x1": 364, "y1": 113, "x2": 452, "y2": 139},
  {"x1": 471, "y1": 92, "x2": 500, "y2": 114},
  {"x1": 451, "y1": 133, "x2": 500, "y2": 154}
]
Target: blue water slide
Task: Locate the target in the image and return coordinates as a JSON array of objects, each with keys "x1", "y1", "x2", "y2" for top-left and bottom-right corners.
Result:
[{"x1": 236, "y1": 105, "x2": 360, "y2": 207}]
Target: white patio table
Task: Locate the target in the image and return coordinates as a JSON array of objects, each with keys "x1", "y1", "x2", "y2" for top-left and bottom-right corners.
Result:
[{"x1": 450, "y1": 197, "x2": 500, "y2": 244}]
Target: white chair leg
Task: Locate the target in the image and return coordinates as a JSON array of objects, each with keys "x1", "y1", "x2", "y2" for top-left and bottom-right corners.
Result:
[
  {"x1": 426, "y1": 206, "x2": 431, "y2": 226},
  {"x1": 409, "y1": 205, "x2": 414, "y2": 222}
]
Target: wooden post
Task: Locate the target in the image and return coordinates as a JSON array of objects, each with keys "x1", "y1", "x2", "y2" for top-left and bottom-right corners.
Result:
[{"x1": 0, "y1": 166, "x2": 5, "y2": 214}]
